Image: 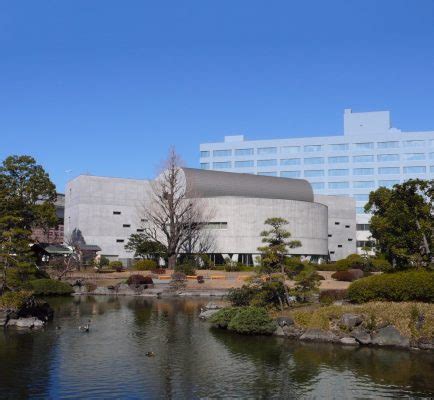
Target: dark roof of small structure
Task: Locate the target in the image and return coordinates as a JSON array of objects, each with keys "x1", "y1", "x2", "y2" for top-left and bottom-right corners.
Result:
[
  {"x1": 32, "y1": 243, "x2": 72, "y2": 255},
  {"x1": 181, "y1": 168, "x2": 314, "y2": 202}
]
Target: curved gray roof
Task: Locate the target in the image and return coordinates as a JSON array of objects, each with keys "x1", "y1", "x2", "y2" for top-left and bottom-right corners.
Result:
[{"x1": 181, "y1": 168, "x2": 313, "y2": 202}]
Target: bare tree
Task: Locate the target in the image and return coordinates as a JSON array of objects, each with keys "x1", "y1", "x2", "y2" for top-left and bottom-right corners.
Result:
[{"x1": 141, "y1": 148, "x2": 214, "y2": 269}]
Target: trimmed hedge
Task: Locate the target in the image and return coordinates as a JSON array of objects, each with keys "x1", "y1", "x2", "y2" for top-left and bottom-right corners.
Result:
[
  {"x1": 126, "y1": 274, "x2": 153, "y2": 285},
  {"x1": 28, "y1": 279, "x2": 74, "y2": 296},
  {"x1": 209, "y1": 307, "x2": 240, "y2": 329},
  {"x1": 227, "y1": 306, "x2": 276, "y2": 335},
  {"x1": 133, "y1": 259, "x2": 157, "y2": 271},
  {"x1": 348, "y1": 270, "x2": 434, "y2": 303},
  {"x1": 331, "y1": 269, "x2": 364, "y2": 282},
  {"x1": 319, "y1": 289, "x2": 348, "y2": 305}
]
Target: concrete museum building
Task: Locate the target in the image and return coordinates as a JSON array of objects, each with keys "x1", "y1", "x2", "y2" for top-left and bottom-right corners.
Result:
[{"x1": 64, "y1": 168, "x2": 356, "y2": 265}]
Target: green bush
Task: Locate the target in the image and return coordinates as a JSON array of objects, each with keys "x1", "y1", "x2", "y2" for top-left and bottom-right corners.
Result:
[
  {"x1": 100, "y1": 256, "x2": 110, "y2": 267},
  {"x1": 319, "y1": 289, "x2": 348, "y2": 305},
  {"x1": 370, "y1": 258, "x2": 392, "y2": 272},
  {"x1": 250, "y1": 280, "x2": 286, "y2": 308},
  {"x1": 0, "y1": 290, "x2": 33, "y2": 310},
  {"x1": 315, "y1": 263, "x2": 341, "y2": 271},
  {"x1": 109, "y1": 261, "x2": 123, "y2": 269},
  {"x1": 227, "y1": 285, "x2": 257, "y2": 307},
  {"x1": 348, "y1": 271, "x2": 434, "y2": 303},
  {"x1": 227, "y1": 306, "x2": 276, "y2": 335},
  {"x1": 209, "y1": 307, "x2": 240, "y2": 329},
  {"x1": 133, "y1": 259, "x2": 157, "y2": 271},
  {"x1": 27, "y1": 279, "x2": 74, "y2": 296},
  {"x1": 175, "y1": 263, "x2": 196, "y2": 276}
]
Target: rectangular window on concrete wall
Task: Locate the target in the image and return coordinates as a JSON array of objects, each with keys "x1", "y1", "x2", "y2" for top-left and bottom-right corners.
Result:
[
  {"x1": 258, "y1": 172, "x2": 277, "y2": 176},
  {"x1": 116, "y1": 239, "x2": 125, "y2": 243},
  {"x1": 378, "y1": 141, "x2": 399, "y2": 149},
  {"x1": 213, "y1": 149, "x2": 232, "y2": 157},
  {"x1": 281, "y1": 171, "x2": 301, "y2": 178},
  {"x1": 113, "y1": 211, "x2": 121, "y2": 215},
  {"x1": 353, "y1": 168, "x2": 374, "y2": 176},
  {"x1": 353, "y1": 181, "x2": 375, "y2": 189},
  {"x1": 257, "y1": 147, "x2": 277, "y2": 155},
  {"x1": 200, "y1": 163, "x2": 210, "y2": 170},
  {"x1": 328, "y1": 169, "x2": 349, "y2": 176},
  {"x1": 378, "y1": 167, "x2": 400, "y2": 174},
  {"x1": 200, "y1": 151, "x2": 210, "y2": 157},
  {"x1": 304, "y1": 145, "x2": 322, "y2": 152},
  {"x1": 404, "y1": 153, "x2": 425, "y2": 161},
  {"x1": 329, "y1": 181, "x2": 349, "y2": 189},
  {"x1": 213, "y1": 161, "x2": 232, "y2": 169},
  {"x1": 304, "y1": 170, "x2": 324, "y2": 177},
  {"x1": 329, "y1": 144, "x2": 349, "y2": 151},
  {"x1": 356, "y1": 224, "x2": 370, "y2": 231},
  {"x1": 235, "y1": 160, "x2": 254, "y2": 168},
  {"x1": 235, "y1": 148, "x2": 254, "y2": 156},
  {"x1": 281, "y1": 146, "x2": 300, "y2": 154},
  {"x1": 403, "y1": 166, "x2": 426, "y2": 174},
  {"x1": 328, "y1": 156, "x2": 349, "y2": 163},
  {"x1": 304, "y1": 157, "x2": 324, "y2": 165},
  {"x1": 123, "y1": 224, "x2": 131, "y2": 228},
  {"x1": 281, "y1": 158, "x2": 300, "y2": 165},
  {"x1": 377, "y1": 154, "x2": 400, "y2": 162},
  {"x1": 204, "y1": 222, "x2": 228, "y2": 229},
  {"x1": 353, "y1": 155, "x2": 374, "y2": 163},
  {"x1": 311, "y1": 182, "x2": 325, "y2": 189},
  {"x1": 353, "y1": 194, "x2": 369, "y2": 201},
  {"x1": 379, "y1": 180, "x2": 399, "y2": 188},
  {"x1": 257, "y1": 159, "x2": 277, "y2": 167}
]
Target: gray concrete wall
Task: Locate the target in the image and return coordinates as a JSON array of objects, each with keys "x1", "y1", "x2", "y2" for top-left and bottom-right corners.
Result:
[
  {"x1": 64, "y1": 175, "x2": 151, "y2": 260},
  {"x1": 314, "y1": 194, "x2": 357, "y2": 260},
  {"x1": 65, "y1": 174, "x2": 353, "y2": 263},
  {"x1": 202, "y1": 196, "x2": 328, "y2": 256}
]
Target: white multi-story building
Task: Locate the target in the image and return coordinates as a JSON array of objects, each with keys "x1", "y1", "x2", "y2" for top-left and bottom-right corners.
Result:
[{"x1": 199, "y1": 109, "x2": 434, "y2": 253}]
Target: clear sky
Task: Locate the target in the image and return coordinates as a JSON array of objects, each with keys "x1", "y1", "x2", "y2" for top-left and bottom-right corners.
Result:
[{"x1": 1, "y1": 0, "x2": 434, "y2": 191}]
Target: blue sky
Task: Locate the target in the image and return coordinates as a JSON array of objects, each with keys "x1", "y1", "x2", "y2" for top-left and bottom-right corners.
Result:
[{"x1": 1, "y1": 0, "x2": 434, "y2": 191}]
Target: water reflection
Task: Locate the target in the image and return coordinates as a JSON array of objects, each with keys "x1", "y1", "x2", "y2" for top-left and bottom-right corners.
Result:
[{"x1": 0, "y1": 296, "x2": 433, "y2": 399}]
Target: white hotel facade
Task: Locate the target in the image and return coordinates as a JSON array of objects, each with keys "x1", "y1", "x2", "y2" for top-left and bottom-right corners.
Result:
[{"x1": 199, "y1": 109, "x2": 434, "y2": 253}]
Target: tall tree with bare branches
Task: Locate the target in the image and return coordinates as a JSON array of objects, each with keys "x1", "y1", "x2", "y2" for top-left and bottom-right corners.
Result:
[{"x1": 140, "y1": 148, "x2": 214, "y2": 269}]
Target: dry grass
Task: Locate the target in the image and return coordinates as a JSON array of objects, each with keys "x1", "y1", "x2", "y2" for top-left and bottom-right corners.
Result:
[{"x1": 289, "y1": 302, "x2": 434, "y2": 338}]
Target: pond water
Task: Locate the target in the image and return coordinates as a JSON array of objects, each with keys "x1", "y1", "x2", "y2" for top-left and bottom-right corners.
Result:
[{"x1": 0, "y1": 296, "x2": 433, "y2": 399}]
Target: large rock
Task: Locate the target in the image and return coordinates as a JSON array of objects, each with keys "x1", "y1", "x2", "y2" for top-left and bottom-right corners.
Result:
[
  {"x1": 300, "y1": 329, "x2": 339, "y2": 343},
  {"x1": 351, "y1": 326, "x2": 372, "y2": 345},
  {"x1": 199, "y1": 309, "x2": 220, "y2": 320},
  {"x1": 371, "y1": 325, "x2": 410, "y2": 348},
  {"x1": 204, "y1": 302, "x2": 221, "y2": 310},
  {"x1": 340, "y1": 337, "x2": 359, "y2": 345},
  {"x1": 8, "y1": 317, "x2": 45, "y2": 329},
  {"x1": 0, "y1": 311, "x2": 7, "y2": 327},
  {"x1": 417, "y1": 337, "x2": 434, "y2": 350},
  {"x1": 339, "y1": 313, "x2": 363, "y2": 330},
  {"x1": 276, "y1": 316, "x2": 294, "y2": 327},
  {"x1": 7, "y1": 297, "x2": 53, "y2": 322}
]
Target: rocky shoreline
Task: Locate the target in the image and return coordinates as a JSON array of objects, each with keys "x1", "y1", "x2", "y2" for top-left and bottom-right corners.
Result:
[
  {"x1": 72, "y1": 282, "x2": 228, "y2": 298},
  {"x1": 1, "y1": 296, "x2": 53, "y2": 330},
  {"x1": 199, "y1": 304, "x2": 434, "y2": 351}
]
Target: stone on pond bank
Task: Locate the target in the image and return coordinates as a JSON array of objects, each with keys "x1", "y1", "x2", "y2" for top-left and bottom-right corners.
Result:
[
  {"x1": 339, "y1": 313, "x2": 363, "y2": 330},
  {"x1": 7, "y1": 317, "x2": 45, "y2": 329},
  {"x1": 371, "y1": 325, "x2": 410, "y2": 348},
  {"x1": 300, "y1": 329, "x2": 339, "y2": 343},
  {"x1": 340, "y1": 337, "x2": 359, "y2": 345}
]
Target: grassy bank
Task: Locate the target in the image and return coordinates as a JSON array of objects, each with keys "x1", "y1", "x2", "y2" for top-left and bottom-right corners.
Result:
[{"x1": 288, "y1": 302, "x2": 434, "y2": 339}]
